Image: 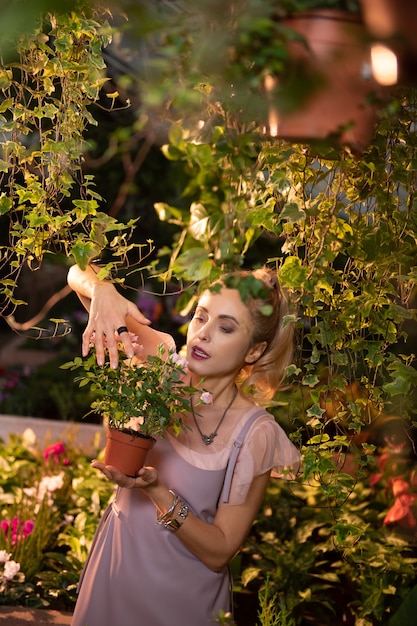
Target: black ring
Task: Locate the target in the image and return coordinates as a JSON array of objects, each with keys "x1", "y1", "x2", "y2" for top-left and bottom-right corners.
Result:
[{"x1": 116, "y1": 326, "x2": 129, "y2": 335}]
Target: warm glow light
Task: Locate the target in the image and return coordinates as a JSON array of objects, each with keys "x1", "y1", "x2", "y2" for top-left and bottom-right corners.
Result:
[
  {"x1": 371, "y1": 44, "x2": 398, "y2": 86},
  {"x1": 267, "y1": 108, "x2": 279, "y2": 137},
  {"x1": 264, "y1": 75, "x2": 279, "y2": 137}
]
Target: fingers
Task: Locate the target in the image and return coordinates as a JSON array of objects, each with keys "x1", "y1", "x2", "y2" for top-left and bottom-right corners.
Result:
[
  {"x1": 82, "y1": 299, "x2": 151, "y2": 368},
  {"x1": 82, "y1": 325, "x2": 94, "y2": 359},
  {"x1": 136, "y1": 466, "x2": 158, "y2": 487},
  {"x1": 91, "y1": 461, "x2": 158, "y2": 490},
  {"x1": 113, "y1": 302, "x2": 151, "y2": 364},
  {"x1": 107, "y1": 331, "x2": 125, "y2": 369},
  {"x1": 91, "y1": 461, "x2": 135, "y2": 488}
]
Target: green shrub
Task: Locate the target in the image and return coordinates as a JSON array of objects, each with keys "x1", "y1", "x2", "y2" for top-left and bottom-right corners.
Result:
[{"x1": 0, "y1": 431, "x2": 114, "y2": 610}]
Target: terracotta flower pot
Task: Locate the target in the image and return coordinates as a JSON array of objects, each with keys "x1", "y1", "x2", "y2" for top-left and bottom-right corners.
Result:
[
  {"x1": 266, "y1": 10, "x2": 380, "y2": 152},
  {"x1": 104, "y1": 427, "x2": 155, "y2": 477}
]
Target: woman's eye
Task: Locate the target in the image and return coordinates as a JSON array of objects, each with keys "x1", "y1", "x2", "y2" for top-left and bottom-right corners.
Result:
[{"x1": 220, "y1": 326, "x2": 233, "y2": 334}]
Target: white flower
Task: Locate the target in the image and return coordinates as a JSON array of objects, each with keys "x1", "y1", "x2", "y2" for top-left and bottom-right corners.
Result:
[
  {"x1": 3, "y1": 560, "x2": 20, "y2": 581},
  {"x1": 34, "y1": 473, "x2": 65, "y2": 508},
  {"x1": 23, "y1": 487, "x2": 37, "y2": 499},
  {"x1": 39, "y1": 473, "x2": 64, "y2": 494},
  {"x1": 281, "y1": 239, "x2": 293, "y2": 254},
  {"x1": 125, "y1": 416, "x2": 145, "y2": 431},
  {"x1": 0, "y1": 550, "x2": 10, "y2": 563},
  {"x1": 22, "y1": 428, "x2": 37, "y2": 447}
]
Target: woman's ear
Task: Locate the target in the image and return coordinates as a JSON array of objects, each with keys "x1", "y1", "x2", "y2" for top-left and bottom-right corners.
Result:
[{"x1": 245, "y1": 341, "x2": 267, "y2": 364}]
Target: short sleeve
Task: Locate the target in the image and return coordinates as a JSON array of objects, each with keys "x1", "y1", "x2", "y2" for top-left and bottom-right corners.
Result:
[{"x1": 224, "y1": 415, "x2": 300, "y2": 506}]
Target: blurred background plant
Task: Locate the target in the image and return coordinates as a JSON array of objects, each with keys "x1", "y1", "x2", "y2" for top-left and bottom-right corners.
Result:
[
  {"x1": 0, "y1": 430, "x2": 114, "y2": 609},
  {"x1": 238, "y1": 448, "x2": 417, "y2": 625}
]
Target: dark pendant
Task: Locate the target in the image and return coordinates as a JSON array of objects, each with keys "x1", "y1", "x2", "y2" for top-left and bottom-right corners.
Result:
[{"x1": 202, "y1": 433, "x2": 216, "y2": 445}]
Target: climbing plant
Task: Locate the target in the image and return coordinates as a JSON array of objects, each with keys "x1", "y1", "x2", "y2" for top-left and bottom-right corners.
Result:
[
  {"x1": 150, "y1": 86, "x2": 417, "y2": 626},
  {"x1": 1, "y1": 2, "x2": 417, "y2": 622},
  {"x1": 0, "y1": 5, "x2": 143, "y2": 317}
]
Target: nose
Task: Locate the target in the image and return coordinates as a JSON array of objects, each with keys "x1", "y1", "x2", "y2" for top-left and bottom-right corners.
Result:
[{"x1": 196, "y1": 321, "x2": 211, "y2": 342}]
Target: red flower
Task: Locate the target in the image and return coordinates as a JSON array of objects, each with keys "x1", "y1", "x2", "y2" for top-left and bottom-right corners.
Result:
[
  {"x1": 383, "y1": 479, "x2": 417, "y2": 529},
  {"x1": 43, "y1": 442, "x2": 67, "y2": 464}
]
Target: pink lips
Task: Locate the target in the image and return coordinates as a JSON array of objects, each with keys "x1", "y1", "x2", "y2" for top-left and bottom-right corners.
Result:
[{"x1": 191, "y1": 346, "x2": 209, "y2": 360}]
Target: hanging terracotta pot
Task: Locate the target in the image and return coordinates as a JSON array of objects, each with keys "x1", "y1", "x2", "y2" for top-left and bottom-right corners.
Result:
[
  {"x1": 104, "y1": 427, "x2": 155, "y2": 477},
  {"x1": 265, "y1": 10, "x2": 379, "y2": 152}
]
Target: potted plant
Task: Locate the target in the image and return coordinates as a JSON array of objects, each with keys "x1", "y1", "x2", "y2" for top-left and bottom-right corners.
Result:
[
  {"x1": 261, "y1": 0, "x2": 381, "y2": 151},
  {"x1": 63, "y1": 334, "x2": 210, "y2": 476}
]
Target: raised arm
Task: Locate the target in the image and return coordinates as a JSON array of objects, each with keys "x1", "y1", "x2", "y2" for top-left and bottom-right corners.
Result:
[{"x1": 67, "y1": 264, "x2": 175, "y2": 367}]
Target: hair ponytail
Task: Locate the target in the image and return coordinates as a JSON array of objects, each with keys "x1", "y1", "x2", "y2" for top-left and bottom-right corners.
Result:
[{"x1": 230, "y1": 267, "x2": 295, "y2": 403}]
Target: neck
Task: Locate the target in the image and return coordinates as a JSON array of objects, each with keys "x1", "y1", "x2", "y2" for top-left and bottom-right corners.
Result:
[{"x1": 190, "y1": 376, "x2": 238, "y2": 407}]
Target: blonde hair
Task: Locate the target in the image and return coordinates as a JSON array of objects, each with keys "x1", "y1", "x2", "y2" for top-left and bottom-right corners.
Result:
[{"x1": 221, "y1": 267, "x2": 295, "y2": 403}]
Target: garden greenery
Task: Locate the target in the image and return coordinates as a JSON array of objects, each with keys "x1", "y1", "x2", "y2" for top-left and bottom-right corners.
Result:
[
  {"x1": 0, "y1": 6, "x2": 143, "y2": 317},
  {"x1": 1, "y1": 1, "x2": 417, "y2": 624},
  {"x1": 63, "y1": 340, "x2": 211, "y2": 438},
  {"x1": 0, "y1": 431, "x2": 114, "y2": 609}
]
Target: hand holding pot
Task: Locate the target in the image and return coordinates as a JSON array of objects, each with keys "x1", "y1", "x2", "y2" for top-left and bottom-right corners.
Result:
[{"x1": 91, "y1": 460, "x2": 158, "y2": 490}]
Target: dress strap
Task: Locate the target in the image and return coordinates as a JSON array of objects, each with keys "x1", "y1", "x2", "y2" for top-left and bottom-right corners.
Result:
[{"x1": 220, "y1": 407, "x2": 267, "y2": 504}]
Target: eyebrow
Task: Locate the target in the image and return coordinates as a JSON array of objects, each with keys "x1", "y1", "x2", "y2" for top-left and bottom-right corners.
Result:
[{"x1": 196, "y1": 305, "x2": 240, "y2": 326}]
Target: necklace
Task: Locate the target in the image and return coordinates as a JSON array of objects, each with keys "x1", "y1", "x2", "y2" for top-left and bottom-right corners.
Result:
[{"x1": 190, "y1": 386, "x2": 239, "y2": 445}]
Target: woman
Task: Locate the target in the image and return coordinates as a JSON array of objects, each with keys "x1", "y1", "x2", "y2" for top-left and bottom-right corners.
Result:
[{"x1": 68, "y1": 264, "x2": 300, "y2": 626}]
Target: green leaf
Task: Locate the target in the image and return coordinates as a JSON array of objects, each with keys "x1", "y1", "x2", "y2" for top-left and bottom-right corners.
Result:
[
  {"x1": 279, "y1": 256, "x2": 308, "y2": 288},
  {"x1": 70, "y1": 240, "x2": 101, "y2": 270},
  {"x1": 174, "y1": 248, "x2": 213, "y2": 281},
  {"x1": 382, "y1": 376, "x2": 411, "y2": 396},
  {"x1": 241, "y1": 567, "x2": 261, "y2": 586},
  {"x1": 280, "y1": 202, "x2": 306, "y2": 223},
  {"x1": 0, "y1": 194, "x2": 12, "y2": 215}
]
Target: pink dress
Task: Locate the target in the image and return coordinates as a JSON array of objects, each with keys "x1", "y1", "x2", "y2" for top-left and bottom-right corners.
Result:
[{"x1": 71, "y1": 405, "x2": 300, "y2": 626}]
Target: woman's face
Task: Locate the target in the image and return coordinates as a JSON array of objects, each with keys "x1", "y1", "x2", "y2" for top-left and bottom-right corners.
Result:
[{"x1": 186, "y1": 286, "x2": 264, "y2": 382}]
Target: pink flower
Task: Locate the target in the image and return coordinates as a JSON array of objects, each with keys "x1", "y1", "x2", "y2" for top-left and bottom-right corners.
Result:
[
  {"x1": 43, "y1": 441, "x2": 66, "y2": 463},
  {"x1": 1, "y1": 517, "x2": 35, "y2": 546},
  {"x1": 169, "y1": 352, "x2": 188, "y2": 369},
  {"x1": 200, "y1": 391, "x2": 213, "y2": 405},
  {"x1": 22, "y1": 520, "x2": 34, "y2": 538},
  {"x1": 383, "y1": 478, "x2": 417, "y2": 529},
  {"x1": 370, "y1": 472, "x2": 383, "y2": 486},
  {"x1": 127, "y1": 333, "x2": 144, "y2": 356}
]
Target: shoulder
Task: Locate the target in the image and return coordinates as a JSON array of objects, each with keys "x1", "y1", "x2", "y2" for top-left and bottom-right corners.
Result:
[
  {"x1": 239, "y1": 406, "x2": 299, "y2": 459},
  {"x1": 238, "y1": 405, "x2": 279, "y2": 433},
  {"x1": 246, "y1": 410, "x2": 286, "y2": 443}
]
